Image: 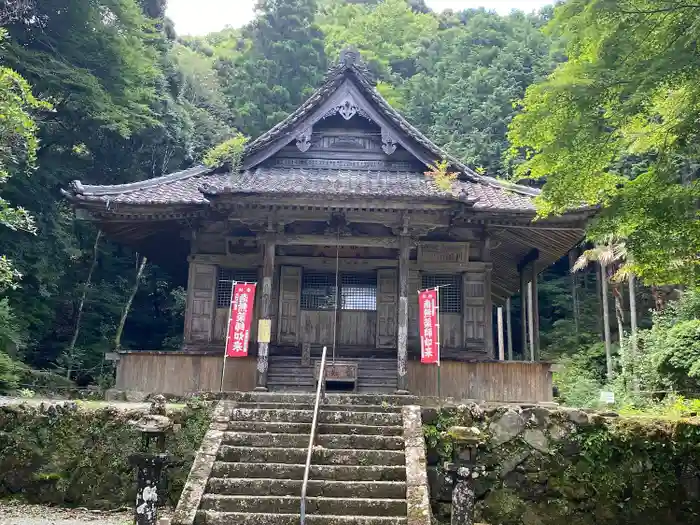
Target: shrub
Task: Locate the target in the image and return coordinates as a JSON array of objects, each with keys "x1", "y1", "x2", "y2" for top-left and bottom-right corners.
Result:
[
  {"x1": 202, "y1": 133, "x2": 247, "y2": 169},
  {"x1": 657, "y1": 320, "x2": 700, "y2": 392},
  {"x1": 0, "y1": 351, "x2": 21, "y2": 393}
]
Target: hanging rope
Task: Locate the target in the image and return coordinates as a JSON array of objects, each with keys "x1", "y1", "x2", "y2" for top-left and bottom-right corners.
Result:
[{"x1": 331, "y1": 228, "x2": 340, "y2": 364}]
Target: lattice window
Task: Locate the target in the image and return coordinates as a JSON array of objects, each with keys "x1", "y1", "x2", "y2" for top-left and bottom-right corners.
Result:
[
  {"x1": 421, "y1": 274, "x2": 462, "y2": 313},
  {"x1": 216, "y1": 268, "x2": 259, "y2": 308},
  {"x1": 301, "y1": 272, "x2": 377, "y2": 311},
  {"x1": 341, "y1": 273, "x2": 377, "y2": 311},
  {"x1": 301, "y1": 272, "x2": 338, "y2": 310}
]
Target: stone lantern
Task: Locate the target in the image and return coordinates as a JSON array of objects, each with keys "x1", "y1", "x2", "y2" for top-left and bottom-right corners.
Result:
[
  {"x1": 129, "y1": 395, "x2": 174, "y2": 525},
  {"x1": 444, "y1": 426, "x2": 485, "y2": 525}
]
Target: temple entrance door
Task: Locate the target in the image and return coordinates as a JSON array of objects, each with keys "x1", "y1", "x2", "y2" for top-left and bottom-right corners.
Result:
[
  {"x1": 376, "y1": 269, "x2": 398, "y2": 348},
  {"x1": 337, "y1": 272, "x2": 378, "y2": 347}
]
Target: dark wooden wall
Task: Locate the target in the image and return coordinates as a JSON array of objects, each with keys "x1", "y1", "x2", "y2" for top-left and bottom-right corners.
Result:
[
  {"x1": 115, "y1": 352, "x2": 256, "y2": 395},
  {"x1": 113, "y1": 351, "x2": 552, "y2": 403},
  {"x1": 406, "y1": 361, "x2": 553, "y2": 403}
]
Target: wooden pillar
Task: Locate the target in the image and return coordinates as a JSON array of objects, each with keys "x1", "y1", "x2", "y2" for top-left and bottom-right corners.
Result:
[
  {"x1": 506, "y1": 298, "x2": 513, "y2": 361},
  {"x1": 396, "y1": 234, "x2": 410, "y2": 394},
  {"x1": 482, "y1": 236, "x2": 494, "y2": 358},
  {"x1": 527, "y1": 281, "x2": 535, "y2": 362},
  {"x1": 484, "y1": 266, "x2": 494, "y2": 358},
  {"x1": 497, "y1": 306, "x2": 505, "y2": 361},
  {"x1": 531, "y1": 263, "x2": 540, "y2": 361},
  {"x1": 255, "y1": 233, "x2": 276, "y2": 391},
  {"x1": 520, "y1": 268, "x2": 528, "y2": 359}
]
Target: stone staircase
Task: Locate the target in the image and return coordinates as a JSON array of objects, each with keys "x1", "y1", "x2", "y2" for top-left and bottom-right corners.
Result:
[{"x1": 175, "y1": 393, "x2": 430, "y2": 525}]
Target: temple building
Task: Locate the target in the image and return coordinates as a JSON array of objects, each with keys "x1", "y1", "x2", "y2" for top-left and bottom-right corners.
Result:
[{"x1": 65, "y1": 50, "x2": 590, "y2": 401}]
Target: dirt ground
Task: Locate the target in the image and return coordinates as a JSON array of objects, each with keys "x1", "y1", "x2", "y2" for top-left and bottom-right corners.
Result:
[{"x1": 0, "y1": 502, "x2": 171, "y2": 525}]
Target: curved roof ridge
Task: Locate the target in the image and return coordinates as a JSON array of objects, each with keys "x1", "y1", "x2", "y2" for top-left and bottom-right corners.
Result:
[{"x1": 70, "y1": 165, "x2": 211, "y2": 196}]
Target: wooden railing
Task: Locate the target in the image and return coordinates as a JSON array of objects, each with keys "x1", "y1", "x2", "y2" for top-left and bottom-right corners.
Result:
[{"x1": 300, "y1": 345, "x2": 327, "y2": 525}]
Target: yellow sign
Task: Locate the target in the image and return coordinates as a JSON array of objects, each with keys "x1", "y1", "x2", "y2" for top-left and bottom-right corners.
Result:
[{"x1": 257, "y1": 319, "x2": 271, "y2": 343}]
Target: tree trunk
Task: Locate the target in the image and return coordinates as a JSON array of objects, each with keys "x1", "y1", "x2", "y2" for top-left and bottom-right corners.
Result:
[
  {"x1": 613, "y1": 282, "x2": 625, "y2": 346},
  {"x1": 600, "y1": 262, "x2": 613, "y2": 381},
  {"x1": 596, "y1": 264, "x2": 605, "y2": 341},
  {"x1": 65, "y1": 230, "x2": 102, "y2": 379},
  {"x1": 114, "y1": 255, "x2": 148, "y2": 350},
  {"x1": 569, "y1": 249, "x2": 580, "y2": 335},
  {"x1": 628, "y1": 273, "x2": 639, "y2": 391}
]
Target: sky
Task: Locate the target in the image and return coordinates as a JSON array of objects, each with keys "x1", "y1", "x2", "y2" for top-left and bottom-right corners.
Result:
[{"x1": 166, "y1": 0, "x2": 552, "y2": 36}]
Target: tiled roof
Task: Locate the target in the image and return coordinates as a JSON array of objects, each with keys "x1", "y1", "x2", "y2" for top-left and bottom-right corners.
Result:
[
  {"x1": 67, "y1": 166, "x2": 213, "y2": 205},
  {"x1": 66, "y1": 165, "x2": 537, "y2": 212},
  {"x1": 204, "y1": 167, "x2": 536, "y2": 211},
  {"x1": 65, "y1": 51, "x2": 540, "y2": 213}
]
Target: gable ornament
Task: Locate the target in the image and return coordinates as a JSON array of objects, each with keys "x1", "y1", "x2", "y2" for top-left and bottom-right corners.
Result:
[
  {"x1": 381, "y1": 127, "x2": 398, "y2": 155},
  {"x1": 321, "y1": 95, "x2": 372, "y2": 122},
  {"x1": 296, "y1": 126, "x2": 313, "y2": 152}
]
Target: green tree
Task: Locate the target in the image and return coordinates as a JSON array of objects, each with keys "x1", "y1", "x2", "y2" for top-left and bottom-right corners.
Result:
[
  {"x1": 403, "y1": 8, "x2": 560, "y2": 175},
  {"x1": 318, "y1": 0, "x2": 438, "y2": 80},
  {"x1": 0, "y1": 29, "x2": 50, "y2": 289},
  {"x1": 217, "y1": 0, "x2": 327, "y2": 138},
  {"x1": 508, "y1": 0, "x2": 700, "y2": 285},
  {"x1": 0, "y1": 0, "x2": 228, "y2": 377}
]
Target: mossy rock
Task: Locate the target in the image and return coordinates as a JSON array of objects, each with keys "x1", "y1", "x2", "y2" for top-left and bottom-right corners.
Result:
[{"x1": 482, "y1": 488, "x2": 526, "y2": 525}]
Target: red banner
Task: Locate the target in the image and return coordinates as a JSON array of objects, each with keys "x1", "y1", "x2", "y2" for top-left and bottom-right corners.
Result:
[
  {"x1": 419, "y1": 289, "x2": 439, "y2": 364},
  {"x1": 225, "y1": 283, "x2": 257, "y2": 358}
]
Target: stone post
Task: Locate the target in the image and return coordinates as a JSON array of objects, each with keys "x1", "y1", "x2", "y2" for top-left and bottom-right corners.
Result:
[
  {"x1": 129, "y1": 396, "x2": 174, "y2": 525},
  {"x1": 255, "y1": 232, "x2": 276, "y2": 391},
  {"x1": 451, "y1": 470, "x2": 475, "y2": 525},
  {"x1": 396, "y1": 233, "x2": 410, "y2": 394},
  {"x1": 445, "y1": 425, "x2": 485, "y2": 525}
]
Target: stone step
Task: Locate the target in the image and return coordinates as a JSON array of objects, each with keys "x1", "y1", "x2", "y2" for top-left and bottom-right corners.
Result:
[
  {"x1": 268, "y1": 379, "x2": 397, "y2": 397},
  {"x1": 268, "y1": 368, "x2": 397, "y2": 379},
  {"x1": 222, "y1": 392, "x2": 421, "y2": 406},
  {"x1": 217, "y1": 446, "x2": 405, "y2": 466},
  {"x1": 229, "y1": 408, "x2": 403, "y2": 426},
  {"x1": 211, "y1": 462, "x2": 407, "y2": 481},
  {"x1": 225, "y1": 420, "x2": 403, "y2": 436},
  {"x1": 222, "y1": 432, "x2": 404, "y2": 450},
  {"x1": 234, "y1": 402, "x2": 402, "y2": 413},
  {"x1": 200, "y1": 494, "x2": 407, "y2": 516},
  {"x1": 194, "y1": 511, "x2": 407, "y2": 525},
  {"x1": 207, "y1": 478, "x2": 407, "y2": 499}
]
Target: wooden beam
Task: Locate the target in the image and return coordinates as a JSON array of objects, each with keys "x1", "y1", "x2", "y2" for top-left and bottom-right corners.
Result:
[
  {"x1": 279, "y1": 235, "x2": 402, "y2": 248},
  {"x1": 496, "y1": 224, "x2": 586, "y2": 233},
  {"x1": 228, "y1": 207, "x2": 452, "y2": 229},
  {"x1": 189, "y1": 253, "x2": 493, "y2": 273}
]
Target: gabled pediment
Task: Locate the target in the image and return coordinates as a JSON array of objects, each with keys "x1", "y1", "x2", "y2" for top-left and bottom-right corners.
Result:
[
  {"x1": 244, "y1": 78, "x2": 417, "y2": 170},
  {"x1": 242, "y1": 49, "x2": 472, "y2": 177}
]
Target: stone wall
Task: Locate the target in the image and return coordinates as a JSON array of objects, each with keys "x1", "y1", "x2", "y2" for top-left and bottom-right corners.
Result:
[
  {"x1": 0, "y1": 401, "x2": 211, "y2": 509},
  {"x1": 423, "y1": 404, "x2": 700, "y2": 525}
]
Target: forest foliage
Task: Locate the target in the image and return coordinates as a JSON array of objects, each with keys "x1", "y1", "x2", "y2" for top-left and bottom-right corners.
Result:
[{"x1": 0, "y1": 0, "x2": 697, "y2": 398}]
